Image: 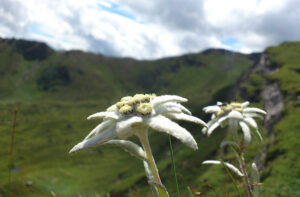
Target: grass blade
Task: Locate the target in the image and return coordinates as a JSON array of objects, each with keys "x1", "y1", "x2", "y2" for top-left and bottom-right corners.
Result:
[{"x1": 169, "y1": 136, "x2": 180, "y2": 197}]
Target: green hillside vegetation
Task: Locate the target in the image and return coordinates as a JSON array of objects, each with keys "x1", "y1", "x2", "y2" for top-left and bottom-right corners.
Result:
[
  {"x1": 259, "y1": 42, "x2": 300, "y2": 196},
  {"x1": 1, "y1": 38, "x2": 300, "y2": 196}
]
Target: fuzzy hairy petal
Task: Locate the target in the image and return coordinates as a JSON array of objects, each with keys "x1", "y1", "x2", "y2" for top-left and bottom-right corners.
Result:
[
  {"x1": 166, "y1": 113, "x2": 207, "y2": 127},
  {"x1": 152, "y1": 95, "x2": 187, "y2": 106},
  {"x1": 203, "y1": 105, "x2": 221, "y2": 113},
  {"x1": 202, "y1": 160, "x2": 244, "y2": 177},
  {"x1": 243, "y1": 117, "x2": 258, "y2": 129},
  {"x1": 239, "y1": 121, "x2": 251, "y2": 145},
  {"x1": 243, "y1": 107, "x2": 266, "y2": 115},
  {"x1": 227, "y1": 110, "x2": 243, "y2": 119},
  {"x1": 243, "y1": 112, "x2": 264, "y2": 120},
  {"x1": 84, "y1": 119, "x2": 115, "y2": 140},
  {"x1": 163, "y1": 102, "x2": 192, "y2": 115},
  {"x1": 217, "y1": 101, "x2": 223, "y2": 106},
  {"x1": 146, "y1": 115, "x2": 198, "y2": 150},
  {"x1": 87, "y1": 111, "x2": 119, "y2": 120},
  {"x1": 207, "y1": 118, "x2": 221, "y2": 136},
  {"x1": 241, "y1": 101, "x2": 250, "y2": 108},
  {"x1": 105, "y1": 140, "x2": 147, "y2": 161},
  {"x1": 116, "y1": 116, "x2": 143, "y2": 138},
  {"x1": 155, "y1": 104, "x2": 182, "y2": 115},
  {"x1": 69, "y1": 126, "x2": 117, "y2": 153}
]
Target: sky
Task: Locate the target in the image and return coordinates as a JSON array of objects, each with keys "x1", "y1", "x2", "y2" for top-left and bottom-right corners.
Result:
[{"x1": 0, "y1": 0, "x2": 299, "y2": 59}]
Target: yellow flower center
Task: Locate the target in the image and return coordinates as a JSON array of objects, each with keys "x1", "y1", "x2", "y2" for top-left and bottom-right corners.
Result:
[
  {"x1": 217, "y1": 102, "x2": 243, "y2": 117},
  {"x1": 137, "y1": 103, "x2": 153, "y2": 115},
  {"x1": 119, "y1": 104, "x2": 133, "y2": 114},
  {"x1": 115, "y1": 94, "x2": 156, "y2": 115}
]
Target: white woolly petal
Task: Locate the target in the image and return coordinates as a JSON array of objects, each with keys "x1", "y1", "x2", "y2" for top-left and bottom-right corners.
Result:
[
  {"x1": 84, "y1": 119, "x2": 115, "y2": 140},
  {"x1": 211, "y1": 114, "x2": 216, "y2": 120},
  {"x1": 227, "y1": 110, "x2": 243, "y2": 119},
  {"x1": 243, "y1": 117, "x2": 258, "y2": 129},
  {"x1": 207, "y1": 119, "x2": 220, "y2": 136},
  {"x1": 163, "y1": 102, "x2": 191, "y2": 115},
  {"x1": 154, "y1": 104, "x2": 182, "y2": 115},
  {"x1": 106, "y1": 104, "x2": 116, "y2": 111},
  {"x1": 241, "y1": 101, "x2": 250, "y2": 108},
  {"x1": 105, "y1": 140, "x2": 147, "y2": 161},
  {"x1": 204, "y1": 117, "x2": 222, "y2": 135},
  {"x1": 69, "y1": 126, "x2": 117, "y2": 153},
  {"x1": 203, "y1": 105, "x2": 221, "y2": 113},
  {"x1": 203, "y1": 118, "x2": 217, "y2": 134},
  {"x1": 243, "y1": 112, "x2": 264, "y2": 120},
  {"x1": 87, "y1": 112, "x2": 119, "y2": 120},
  {"x1": 202, "y1": 160, "x2": 244, "y2": 177},
  {"x1": 166, "y1": 113, "x2": 207, "y2": 127},
  {"x1": 202, "y1": 127, "x2": 207, "y2": 134},
  {"x1": 239, "y1": 121, "x2": 251, "y2": 145},
  {"x1": 116, "y1": 116, "x2": 143, "y2": 138},
  {"x1": 243, "y1": 107, "x2": 267, "y2": 115},
  {"x1": 152, "y1": 95, "x2": 187, "y2": 106},
  {"x1": 218, "y1": 115, "x2": 228, "y2": 124},
  {"x1": 146, "y1": 115, "x2": 198, "y2": 150},
  {"x1": 217, "y1": 101, "x2": 223, "y2": 106}
]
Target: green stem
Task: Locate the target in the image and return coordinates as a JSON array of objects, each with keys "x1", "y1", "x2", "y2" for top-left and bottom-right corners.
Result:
[
  {"x1": 169, "y1": 136, "x2": 180, "y2": 197},
  {"x1": 240, "y1": 153, "x2": 253, "y2": 197},
  {"x1": 221, "y1": 159, "x2": 242, "y2": 197},
  {"x1": 137, "y1": 127, "x2": 162, "y2": 184}
]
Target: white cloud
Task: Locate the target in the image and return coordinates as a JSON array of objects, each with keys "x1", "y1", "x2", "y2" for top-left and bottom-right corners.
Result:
[{"x1": 0, "y1": 0, "x2": 299, "y2": 59}]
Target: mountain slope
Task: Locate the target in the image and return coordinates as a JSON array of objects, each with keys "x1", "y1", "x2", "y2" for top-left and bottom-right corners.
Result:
[
  {"x1": 0, "y1": 37, "x2": 263, "y2": 196},
  {"x1": 247, "y1": 42, "x2": 300, "y2": 196}
]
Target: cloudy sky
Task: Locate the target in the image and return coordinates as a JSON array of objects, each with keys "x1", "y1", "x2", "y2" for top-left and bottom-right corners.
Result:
[{"x1": 0, "y1": 0, "x2": 299, "y2": 59}]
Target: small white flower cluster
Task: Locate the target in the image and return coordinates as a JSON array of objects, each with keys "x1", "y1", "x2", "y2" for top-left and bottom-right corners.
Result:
[
  {"x1": 69, "y1": 94, "x2": 207, "y2": 153},
  {"x1": 202, "y1": 101, "x2": 266, "y2": 184},
  {"x1": 202, "y1": 101, "x2": 266, "y2": 144}
]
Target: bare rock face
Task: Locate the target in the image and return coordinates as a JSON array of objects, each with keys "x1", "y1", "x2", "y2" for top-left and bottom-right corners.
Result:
[
  {"x1": 262, "y1": 83, "x2": 284, "y2": 134},
  {"x1": 236, "y1": 53, "x2": 285, "y2": 170}
]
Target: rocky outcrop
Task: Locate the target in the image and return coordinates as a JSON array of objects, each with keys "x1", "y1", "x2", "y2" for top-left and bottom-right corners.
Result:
[
  {"x1": 235, "y1": 53, "x2": 284, "y2": 170},
  {"x1": 262, "y1": 83, "x2": 284, "y2": 134}
]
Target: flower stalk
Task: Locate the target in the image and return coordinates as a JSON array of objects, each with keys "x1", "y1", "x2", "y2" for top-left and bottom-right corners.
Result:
[
  {"x1": 136, "y1": 127, "x2": 162, "y2": 185},
  {"x1": 202, "y1": 101, "x2": 265, "y2": 197},
  {"x1": 240, "y1": 153, "x2": 253, "y2": 197}
]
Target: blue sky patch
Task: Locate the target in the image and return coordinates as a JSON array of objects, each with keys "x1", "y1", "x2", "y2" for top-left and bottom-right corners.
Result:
[
  {"x1": 29, "y1": 24, "x2": 53, "y2": 38},
  {"x1": 221, "y1": 37, "x2": 239, "y2": 47},
  {"x1": 98, "y1": 2, "x2": 136, "y2": 21}
]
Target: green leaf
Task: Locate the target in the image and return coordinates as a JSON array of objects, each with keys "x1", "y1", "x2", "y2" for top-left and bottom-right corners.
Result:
[
  {"x1": 251, "y1": 162, "x2": 261, "y2": 197},
  {"x1": 148, "y1": 181, "x2": 169, "y2": 197}
]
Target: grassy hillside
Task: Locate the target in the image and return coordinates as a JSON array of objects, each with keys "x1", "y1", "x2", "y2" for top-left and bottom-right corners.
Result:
[
  {"x1": 0, "y1": 37, "x2": 256, "y2": 196},
  {"x1": 230, "y1": 42, "x2": 300, "y2": 197},
  {"x1": 259, "y1": 42, "x2": 300, "y2": 196}
]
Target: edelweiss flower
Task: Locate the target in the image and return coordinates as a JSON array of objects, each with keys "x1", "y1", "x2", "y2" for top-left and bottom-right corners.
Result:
[
  {"x1": 202, "y1": 101, "x2": 266, "y2": 144},
  {"x1": 70, "y1": 94, "x2": 206, "y2": 153}
]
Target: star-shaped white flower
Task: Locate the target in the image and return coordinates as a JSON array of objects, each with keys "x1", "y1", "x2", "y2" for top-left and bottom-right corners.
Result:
[
  {"x1": 202, "y1": 101, "x2": 266, "y2": 144},
  {"x1": 70, "y1": 94, "x2": 206, "y2": 153}
]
